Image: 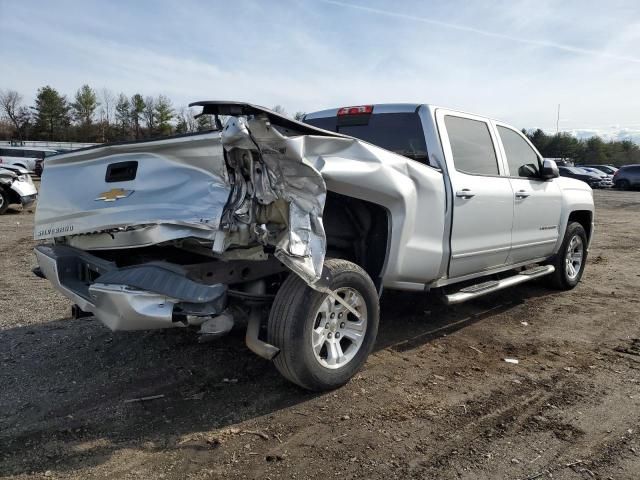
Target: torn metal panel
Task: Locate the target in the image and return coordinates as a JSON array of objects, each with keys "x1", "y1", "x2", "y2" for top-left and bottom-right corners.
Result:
[{"x1": 219, "y1": 115, "x2": 328, "y2": 285}]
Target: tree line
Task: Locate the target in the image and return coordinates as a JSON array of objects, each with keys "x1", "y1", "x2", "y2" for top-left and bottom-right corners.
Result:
[
  {"x1": 522, "y1": 128, "x2": 640, "y2": 167},
  {"x1": 0, "y1": 85, "x2": 218, "y2": 144},
  {"x1": 1, "y1": 85, "x2": 638, "y2": 166}
]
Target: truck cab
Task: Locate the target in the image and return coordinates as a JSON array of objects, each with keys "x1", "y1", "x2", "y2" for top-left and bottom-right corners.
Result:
[{"x1": 304, "y1": 104, "x2": 592, "y2": 288}]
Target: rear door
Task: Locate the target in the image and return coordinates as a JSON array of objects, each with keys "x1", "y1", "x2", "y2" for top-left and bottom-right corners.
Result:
[
  {"x1": 495, "y1": 124, "x2": 562, "y2": 264},
  {"x1": 436, "y1": 110, "x2": 514, "y2": 278}
]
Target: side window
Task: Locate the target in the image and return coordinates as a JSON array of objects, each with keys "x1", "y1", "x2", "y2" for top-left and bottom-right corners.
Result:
[
  {"x1": 445, "y1": 115, "x2": 499, "y2": 175},
  {"x1": 26, "y1": 150, "x2": 45, "y2": 158},
  {"x1": 498, "y1": 126, "x2": 540, "y2": 178},
  {"x1": 0, "y1": 149, "x2": 24, "y2": 157}
]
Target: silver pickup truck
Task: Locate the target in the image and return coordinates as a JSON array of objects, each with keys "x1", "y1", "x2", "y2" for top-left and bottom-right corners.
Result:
[{"x1": 33, "y1": 102, "x2": 594, "y2": 391}]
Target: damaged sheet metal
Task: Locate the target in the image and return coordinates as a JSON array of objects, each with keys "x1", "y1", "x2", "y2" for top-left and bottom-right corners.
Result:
[
  {"x1": 219, "y1": 114, "x2": 328, "y2": 286},
  {"x1": 33, "y1": 108, "x2": 334, "y2": 288}
]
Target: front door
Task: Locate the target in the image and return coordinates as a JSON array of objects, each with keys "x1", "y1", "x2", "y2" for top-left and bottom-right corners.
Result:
[
  {"x1": 495, "y1": 125, "x2": 562, "y2": 264},
  {"x1": 437, "y1": 111, "x2": 514, "y2": 278}
]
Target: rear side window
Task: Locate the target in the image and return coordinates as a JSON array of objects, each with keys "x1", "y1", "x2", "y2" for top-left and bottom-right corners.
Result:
[
  {"x1": 497, "y1": 126, "x2": 540, "y2": 178},
  {"x1": 445, "y1": 115, "x2": 499, "y2": 175},
  {"x1": 304, "y1": 112, "x2": 429, "y2": 164},
  {"x1": 25, "y1": 150, "x2": 45, "y2": 158},
  {"x1": 0, "y1": 148, "x2": 24, "y2": 157}
]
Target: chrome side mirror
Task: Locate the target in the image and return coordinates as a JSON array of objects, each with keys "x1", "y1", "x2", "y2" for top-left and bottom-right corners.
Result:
[{"x1": 540, "y1": 159, "x2": 559, "y2": 179}]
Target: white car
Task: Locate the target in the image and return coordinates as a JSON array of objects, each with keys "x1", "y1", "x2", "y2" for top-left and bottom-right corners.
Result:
[
  {"x1": 33, "y1": 101, "x2": 594, "y2": 391},
  {"x1": 0, "y1": 164, "x2": 38, "y2": 214},
  {"x1": 0, "y1": 146, "x2": 58, "y2": 173}
]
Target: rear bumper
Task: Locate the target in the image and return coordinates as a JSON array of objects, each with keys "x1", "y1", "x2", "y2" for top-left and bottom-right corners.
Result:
[{"x1": 34, "y1": 245, "x2": 227, "y2": 331}]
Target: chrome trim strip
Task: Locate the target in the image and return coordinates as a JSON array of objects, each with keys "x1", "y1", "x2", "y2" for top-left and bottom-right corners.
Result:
[
  {"x1": 428, "y1": 256, "x2": 549, "y2": 288},
  {"x1": 510, "y1": 238, "x2": 558, "y2": 250},
  {"x1": 451, "y1": 245, "x2": 511, "y2": 259},
  {"x1": 444, "y1": 265, "x2": 555, "y2": 305}
]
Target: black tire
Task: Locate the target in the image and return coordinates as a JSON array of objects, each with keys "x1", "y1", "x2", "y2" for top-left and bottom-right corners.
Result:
[
  {"x1": 547, "y1": 221, "x2": 588, "y2": 290},
  {"x1": 268, "y1": 259, "x2": 379, "y2": 391},
  {"x1": 616, "y1": 179, "x2": 630, "y2": 190},
  {"x1": 0, "y1": 188, "x2": 9, "y2": 215}
]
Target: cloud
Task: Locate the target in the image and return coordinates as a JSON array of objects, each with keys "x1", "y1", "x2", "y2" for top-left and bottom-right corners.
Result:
[
  {"x1": 319, "y1": 0, "x2": 640, "y2": 64},
  {"x1": 567, "y1": 127, "x2": 640, "y2": 144}
]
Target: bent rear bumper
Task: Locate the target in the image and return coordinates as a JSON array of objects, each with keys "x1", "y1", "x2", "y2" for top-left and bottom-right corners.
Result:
[{"x1": 34, "y1": 245, "x2": 226, "y2": 331}]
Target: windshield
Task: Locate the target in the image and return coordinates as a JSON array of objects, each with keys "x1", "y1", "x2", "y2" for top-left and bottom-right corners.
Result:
[{"x1": 304, "y1": 112, "x2": 429, "y2": 165}]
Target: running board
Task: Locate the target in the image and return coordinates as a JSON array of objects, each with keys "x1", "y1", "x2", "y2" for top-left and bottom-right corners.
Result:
[{"x1": 443, "y1": 265, "x2": 555, "y2": 305}]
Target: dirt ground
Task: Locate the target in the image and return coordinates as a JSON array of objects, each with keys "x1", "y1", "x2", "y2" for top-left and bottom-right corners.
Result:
[{"x1": 1, "y1": 189, "x2": 639, "y2": 480}]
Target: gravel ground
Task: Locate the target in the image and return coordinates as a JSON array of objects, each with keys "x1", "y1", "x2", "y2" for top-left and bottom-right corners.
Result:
[{"x1": 1, "y1": 189, "x2": 639, "y2": 479}]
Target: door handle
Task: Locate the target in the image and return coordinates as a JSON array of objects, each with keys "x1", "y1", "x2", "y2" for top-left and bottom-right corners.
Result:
[
  {"x1": 515, "y1": 190, "x2": 530, "y2": 198},
  {"x1": 455, "y1": 189, "x2": 475, "y2": 199}
]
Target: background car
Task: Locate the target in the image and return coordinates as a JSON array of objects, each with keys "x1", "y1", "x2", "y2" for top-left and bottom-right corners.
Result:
[
  {"x1": 0, "y1": 147, "x2": 59, "y2": 173},
  {"x1": 579, "y1": 164, "x2": 618, "y2": 175},
  {"x1": 612, "y1": 164, "x2": 640, "y2": 190},
  {"x1": 558, "y1": 166, "x2": 607, "y2": 188},
  {"x1": 578, "y1": 167, "x2": 613, "y2": 187},
  {"x1": 0, "y1": 165, "x2": 37, "y2": 214}
]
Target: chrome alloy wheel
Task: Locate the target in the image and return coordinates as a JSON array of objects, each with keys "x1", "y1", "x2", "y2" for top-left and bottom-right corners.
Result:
[
  {"x1": 311, "y1": 287, "x2": 368, "y2": 369},
  {"x1": 0, "y1": 193, "x2": 4, "y2": 210},
  {"x1": 565, "y1": 235, "x2": 584, "y2": 280}
]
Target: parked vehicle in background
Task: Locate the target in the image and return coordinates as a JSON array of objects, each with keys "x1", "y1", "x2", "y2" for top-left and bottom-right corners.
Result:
[
  {"x1": 0, "y1": 147, "x2": 59, "y2": 173},
  {"x1": 578, "y1": 167, "x2": 613, "y2": 188},
  {"x1": 612, "y1": 164, "x2": 640, "y2": 190},
  {"x1": 579, "y1": 164, "x2": 618, "y2": 175},
  {"x1": 558, "y1": 166, "x2": 607, "y2": 188},
  {"x1": 0, "y1": 165, "x2": 38, "y2": 214},
  {"x1": 33, "y1": 101, "x2": 594, "y2": 391},
  {"x1": 35, "y1": 159, "x2": 44, "y2": 177}
]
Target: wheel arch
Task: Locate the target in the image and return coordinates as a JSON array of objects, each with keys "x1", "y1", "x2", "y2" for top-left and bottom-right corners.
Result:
[
  {"x1": 323, "y1": 191, "x2": 391, "y2": 293},
  {"x1": 567, "y1": 210, "x2": 593, "y2": 242}
]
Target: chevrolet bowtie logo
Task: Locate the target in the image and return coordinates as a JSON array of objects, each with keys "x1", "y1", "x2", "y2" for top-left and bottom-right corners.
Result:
[{"x1": 95, "y1": 188, "x2": 134, "y2": 202}]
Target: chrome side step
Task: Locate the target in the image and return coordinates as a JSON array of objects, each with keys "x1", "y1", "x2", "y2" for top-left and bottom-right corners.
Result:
[{"x1": 444, "y1": 265, "x2": 555, "y2": 305}]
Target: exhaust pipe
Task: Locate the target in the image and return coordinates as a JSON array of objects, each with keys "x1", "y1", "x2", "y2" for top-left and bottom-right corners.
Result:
[{"x1": 243, "y1": 280, "x2": 280, "y2": 360}]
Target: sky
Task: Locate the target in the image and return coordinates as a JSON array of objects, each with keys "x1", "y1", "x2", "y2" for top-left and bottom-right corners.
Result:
[{"x1": 2, "y1": 0, "x2": 640, "y2": 141}]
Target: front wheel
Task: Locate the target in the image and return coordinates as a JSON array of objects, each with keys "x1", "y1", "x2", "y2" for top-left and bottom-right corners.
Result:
[
  {"x1": 268, "y1": 259, "x2": 379, "y2": 391},
  {"x1": 0, "y1": 188, "x2": 9, "y2": 215},
  {"x1": 547, "y1": 221, "x2": 588, "y2": 290}
]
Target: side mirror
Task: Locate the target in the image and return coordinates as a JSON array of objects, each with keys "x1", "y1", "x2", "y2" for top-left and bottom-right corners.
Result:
[{"x1": 540, "y1": 159, "x2": 559, "y2": 180}]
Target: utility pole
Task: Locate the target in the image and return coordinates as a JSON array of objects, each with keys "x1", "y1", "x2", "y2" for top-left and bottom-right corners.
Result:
[{"x1": 556, "y1": 104, "x2": 560, "y2": 134}]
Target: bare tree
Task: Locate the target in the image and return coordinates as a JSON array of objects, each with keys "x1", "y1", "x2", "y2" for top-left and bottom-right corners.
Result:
[
  {"x1": 176, "y1": 107, "x2": 199, "y2": 133},
  {"x1": 272, "y1": 105, "x2": 287, "y2": 116},
  {"x1": 99, "y1": 88, "x2": 115, "y2": 126},
  {"x1": 0, "y1": 89, "x2": 25, "y2": 140},
  {"x1": 143, "y1": 96, "x2": 156, "y2": 135},
  {"x1": 97, "y1": 88, "x2": 116, "y2": 142}
]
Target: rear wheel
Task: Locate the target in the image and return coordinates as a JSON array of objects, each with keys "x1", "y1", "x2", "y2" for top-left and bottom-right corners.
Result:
[
  {"x1": 267, "y1": 259, "x2": 379, "y2": 391},
  {"x1": 547, "y1": 221, "x2": 588, "y2": 290},
  {"x1": 0, "y1": 189, "x2": 9, "y2": 215}
]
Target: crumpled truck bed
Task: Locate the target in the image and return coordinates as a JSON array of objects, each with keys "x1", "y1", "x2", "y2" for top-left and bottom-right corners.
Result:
[{"x1": 34, "y1": 107, "x2": 343, "y2": 287}]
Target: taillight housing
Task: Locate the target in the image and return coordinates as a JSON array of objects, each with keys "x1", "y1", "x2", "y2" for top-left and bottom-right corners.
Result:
[{"x1": 337, "y1": 105, "x2": 373, "y2": 116}]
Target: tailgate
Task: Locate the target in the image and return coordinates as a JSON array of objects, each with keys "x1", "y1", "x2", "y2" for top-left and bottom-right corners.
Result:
[{"x1": 34, "y1": 132, "x2": 230, "y2": 241}]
